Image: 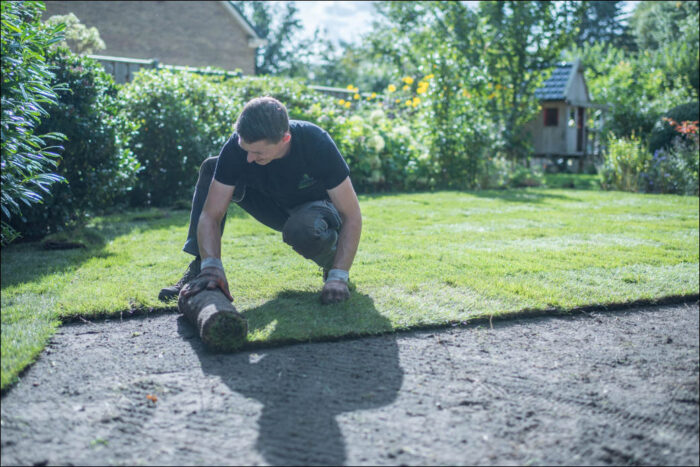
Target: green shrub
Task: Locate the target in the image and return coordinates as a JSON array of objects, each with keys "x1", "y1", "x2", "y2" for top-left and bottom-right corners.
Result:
[
  {"x1": 118, "y1": 71, "x2": 436, "y2": 199},
  {"x1": 220, "y1": 76, "x2": 440, "y2": 192},
  {"x1": 118, "y1": 69, "x2": 232, "y2": 206},
  {"x1": 507, "y1": 165, "x2": 545, "y2": 188},
  {"x1": 1, "y1": 0, "x2": 67, "y2": 245},
  {"x1": 331, "y1": 108, "x2": 432, "y2": 192},
  {"x1": 599, "y1": 133, "x2": 651, "y2": 192},
  {"x1": 478, "y1": 157, "x2": 545, "y2": 189},
  {"x1": 9, "y1": 49, "x2": 140, "y2": 239},
  {"x1": 642, "y1": 122, "x2": 699, "y2": 196},
  {"x1": 543, "y1": 174, "x2": 602, "y2": 190},
  {"x1": 648, "y1": 102, "x2": 700, "y2": 153}
]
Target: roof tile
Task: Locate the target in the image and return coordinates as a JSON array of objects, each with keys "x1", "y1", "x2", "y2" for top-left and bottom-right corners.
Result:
[{"x1": 534, "y1": 63, "x2": 572, "y2": 101}]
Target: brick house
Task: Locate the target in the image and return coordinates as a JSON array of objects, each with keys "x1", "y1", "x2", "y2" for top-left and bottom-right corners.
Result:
[{"x1": 42, "y1": 1, "x2": 266, "y2": 76}]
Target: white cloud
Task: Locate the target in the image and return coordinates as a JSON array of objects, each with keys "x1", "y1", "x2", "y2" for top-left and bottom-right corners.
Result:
[{"x1": 293, "y1": 1, "x2": 377, "y2": 45}]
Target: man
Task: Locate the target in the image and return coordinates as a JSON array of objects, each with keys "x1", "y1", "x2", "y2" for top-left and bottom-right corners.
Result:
[{"x1": 158, "y1": 96, "x2": 362, "y2": 305}]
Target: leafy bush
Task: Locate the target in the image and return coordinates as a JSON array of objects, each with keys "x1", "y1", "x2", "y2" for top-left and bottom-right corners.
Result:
[
  {"x1": 44, "y1": 12, "x2": 105, "y2": 55},
  {"x1": 331, "y1": 108, "x2": 431, "y2": 192},
  {"x1": 642, "y1": 120, "x2": 699, "y2": 196},
  {"x1": 572, "y1": 43, "x2": 697, "y2": 144},
  {"x1": 118, "y1": 71, "x2": 436, "y2": 201},
  {"x1": 9, "y1": 49, "x2": 141, "y2": 239},
  {"x1": 479, "y1": 157, "x2": 545, "y2": 189},
  {"x1": 599, "y1": 119, "x2": 698, "y2": 196},
  {"x1": 118, "y1": 69, "x2": 233, "y2": 206},
  {"x1": 648, "y1": 102, "x2": 700, "y2": 153},
  {"x1": 1, "y1": 0, "x2": 67, "y2": 245},
  {"x1": 507, "y1": 165, "x2": 545, "y2": 188},
  {"x1": 599, "y1": 133, "x2": 650, "y2": 192},
  {"x1": 543, "y1": 174, "x2": 602, "y2": 190}
]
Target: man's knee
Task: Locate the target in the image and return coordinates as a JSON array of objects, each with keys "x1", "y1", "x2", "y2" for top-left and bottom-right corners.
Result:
[{"x1": 282, "y1": 203, "x2": 339, "y2": 259}]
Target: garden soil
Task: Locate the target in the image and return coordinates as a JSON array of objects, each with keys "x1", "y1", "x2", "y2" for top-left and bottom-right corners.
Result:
[{"x1": 1, "y1": 301, "x2": 698, "y2": 466}]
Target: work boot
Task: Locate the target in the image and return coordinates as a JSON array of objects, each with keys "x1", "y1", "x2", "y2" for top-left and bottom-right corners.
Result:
[{"x1": 158, "y1": 257, "x2": 201, "y2": 302}]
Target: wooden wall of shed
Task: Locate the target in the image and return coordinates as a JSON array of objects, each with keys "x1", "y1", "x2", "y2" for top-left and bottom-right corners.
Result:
[
  {"x1": 567, "y1": 71, "x2": 589, "y2": 105},
  {"x1": 43, "y1": 1, "x2": 257, "y2": 75},
  {"x1": 528, "y1": 102, "x2": 568, "y2": 155}
]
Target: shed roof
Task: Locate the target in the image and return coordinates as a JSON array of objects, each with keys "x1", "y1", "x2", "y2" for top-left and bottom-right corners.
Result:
[{"x1": 534, "y1": 62, "x2": 574, "y2": 101}]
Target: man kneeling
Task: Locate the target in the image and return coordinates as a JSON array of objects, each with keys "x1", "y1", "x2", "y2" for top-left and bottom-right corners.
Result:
[{"x1": 159, "y1": 96, "x2": 362, "y2": 305}]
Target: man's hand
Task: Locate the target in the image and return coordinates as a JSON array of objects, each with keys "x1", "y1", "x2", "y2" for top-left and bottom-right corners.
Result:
[
  {"x1": 321, "y1": 280, "x2": 350, "y2": 305},
  {"x1": 180, "y1": 267, "x2": 233, "y2": 302}
]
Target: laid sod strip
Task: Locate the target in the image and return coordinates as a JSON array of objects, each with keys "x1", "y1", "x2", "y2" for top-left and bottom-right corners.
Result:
[{"x1": 2, "y1": 188, "x2": 698, "y2": 390}]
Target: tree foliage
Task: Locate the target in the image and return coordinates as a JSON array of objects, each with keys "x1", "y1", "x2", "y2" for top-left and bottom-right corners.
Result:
[
  {"x1": 1, "y1": 0, "x2": 67, "y2": 245},
  {"x1": 9, "y1": 49, "x2": 141, "y2": 240},
  {"x1": 232, "y1": 1, "x2": 309, "y2": 76},
  {"x1": 44, "y1": 12, "x2": 105, "y2": 55},
  {"x1": 575, "y1": 1, "x2": 635, "y2": 51},
  {"x1": 356, "y1": 1, "x2": 580, "y2": 171}
]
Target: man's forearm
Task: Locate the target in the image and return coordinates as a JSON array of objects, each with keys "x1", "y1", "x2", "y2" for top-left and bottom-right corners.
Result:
[
  {"x1": 197, "y1": 212, "x2": 223, "y2": 261},
  {"x1": 332, "y1": 216, "x2": 361, "y2": 272}
]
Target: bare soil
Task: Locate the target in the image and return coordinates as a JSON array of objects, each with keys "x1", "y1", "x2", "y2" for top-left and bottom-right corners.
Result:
[{"x1": 1, "y1": 301, "x2": 698, "y2": 466}]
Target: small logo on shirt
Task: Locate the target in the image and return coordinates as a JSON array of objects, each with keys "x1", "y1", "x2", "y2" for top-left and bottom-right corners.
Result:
[{"x1": 298, "y1": 173, "x2": 316, "y2": 190}]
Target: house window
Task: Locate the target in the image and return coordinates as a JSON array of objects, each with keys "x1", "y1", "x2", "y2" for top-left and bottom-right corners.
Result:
[{"x1": 544, "y1": 108, "x2": 558, "y2": 127}]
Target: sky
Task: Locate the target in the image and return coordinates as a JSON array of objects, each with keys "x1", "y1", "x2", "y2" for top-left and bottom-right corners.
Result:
[{"x1": 293, "y1": 1, "x2": 379, "y2": 46}]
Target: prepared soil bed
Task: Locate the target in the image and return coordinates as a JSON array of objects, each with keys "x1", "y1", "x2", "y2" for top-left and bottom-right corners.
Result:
[{"x1": 1, "y1": 301, "x2": 698, "y2": 466}]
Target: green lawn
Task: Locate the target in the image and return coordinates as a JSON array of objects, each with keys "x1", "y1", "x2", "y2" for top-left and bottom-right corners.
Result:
[{"x1": 2, "y1": 188, "x2": 698, "y2": 390}]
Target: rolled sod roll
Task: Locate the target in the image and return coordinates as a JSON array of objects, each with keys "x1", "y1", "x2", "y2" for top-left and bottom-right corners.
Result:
[{"x1": 178, "y1": 289, "x2": 247, "y2": 352}]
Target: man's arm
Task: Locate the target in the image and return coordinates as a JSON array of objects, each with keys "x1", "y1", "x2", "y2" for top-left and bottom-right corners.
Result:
[
  {"x1": 198, "y1": 179, "x2": 234, "y2": 262},
  {"x1": 181, "y1": 179, "x2": 235, "y2": 300},
  {"x1": 321, "y1": 176, "x2": 361, "y2": 304},
  {"x1": 327, "y1": 176, "x2": 362, "y2": 271}
]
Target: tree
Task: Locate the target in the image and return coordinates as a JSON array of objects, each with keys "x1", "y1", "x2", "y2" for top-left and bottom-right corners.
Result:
[
  {"x1": 630, "y1": 1, "x2": 697, "y2": 51},
  {"x1": 475, "y1": 1, "x2": 582, "y2": 160},
  {"x1": 232, "y1": 1, "x2": 307, "y2": 76},
  {"x1": 1, "y1": 0, "x2": 67, "y2": 245},
  {"x1": 44, "y1": 12, "x2": 105, "y2": 55},
  {"x1": 629, "y1": 1, "x2": 699, "y2": 96},
  {"x1": 575, "y1": 1, "x2": 635, "y2": 51}
]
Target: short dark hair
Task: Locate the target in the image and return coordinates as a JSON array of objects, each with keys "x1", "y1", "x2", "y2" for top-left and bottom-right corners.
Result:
[{"x1": 235, "y1": 96, "x2": 289, "y2": 143}]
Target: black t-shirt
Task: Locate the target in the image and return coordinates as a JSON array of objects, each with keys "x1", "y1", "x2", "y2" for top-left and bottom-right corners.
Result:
[{"x1": 214, "y1": 120, "x2": 350, "y2": 209}]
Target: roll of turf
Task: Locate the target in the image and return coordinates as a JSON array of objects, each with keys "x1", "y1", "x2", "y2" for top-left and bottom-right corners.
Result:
[{"x1": 178, "y1": 289, "x2": 247, "y2": 352}]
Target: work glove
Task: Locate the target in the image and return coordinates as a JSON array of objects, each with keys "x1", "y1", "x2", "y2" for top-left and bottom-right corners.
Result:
[
  {"x1": 321, "y1": 279, "x2": 350, "y2": 305},
  {"x1": 180, "y1": 267, "x2": 234, "y2": 302}
]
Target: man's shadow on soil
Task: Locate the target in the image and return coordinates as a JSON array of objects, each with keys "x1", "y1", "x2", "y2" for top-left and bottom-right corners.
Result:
[{"x1": 178, "y1": 290, "x2": 403, "y2": 466}]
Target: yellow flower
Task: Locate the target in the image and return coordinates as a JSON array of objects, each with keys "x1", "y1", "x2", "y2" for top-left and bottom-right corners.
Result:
[
  {"x1": 338, "y1": 99, "x2": 346, "y2": 105},
  {"x1": 405, "y1": 99, "x2": 412, "y2": 106},
  {"x1": 368, "y1": 92, "x2": 377, "y2": 100},
  {"x1": 402, "y1": 76, "x2": 414, "y2": 84},
  {"x1": 416, "y1": 82, "x2": 429, "y2": 94},
  {"x1": 402, "y1": 85, "x2": 410, "y2": 91},
  {"x1": 387, "y1": 84, "x2": 397, "y2": 93},
  {"x1": 346, "y1": 84, "x2": 355, "y2": 90},
  {"x1": 424, "y1": 73, "x2": 435, "y2": 80},
  {"x1": 412, "y1": 97, "x2": 420, "y2": 106},
  {"x1": 344, "y1": 101, "x2": 351, "y2": 108},
  {"x1": 395, "y1": 98, "x2": 401, "y2": 103},
  {"x1": 354, "y1": 93, "x2": 360, "y2": 100}
]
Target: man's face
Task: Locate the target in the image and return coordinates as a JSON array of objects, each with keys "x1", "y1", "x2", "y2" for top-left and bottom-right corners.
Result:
[{"x1": 239, "y1": 133, "x2": 291, "y2": 165}]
